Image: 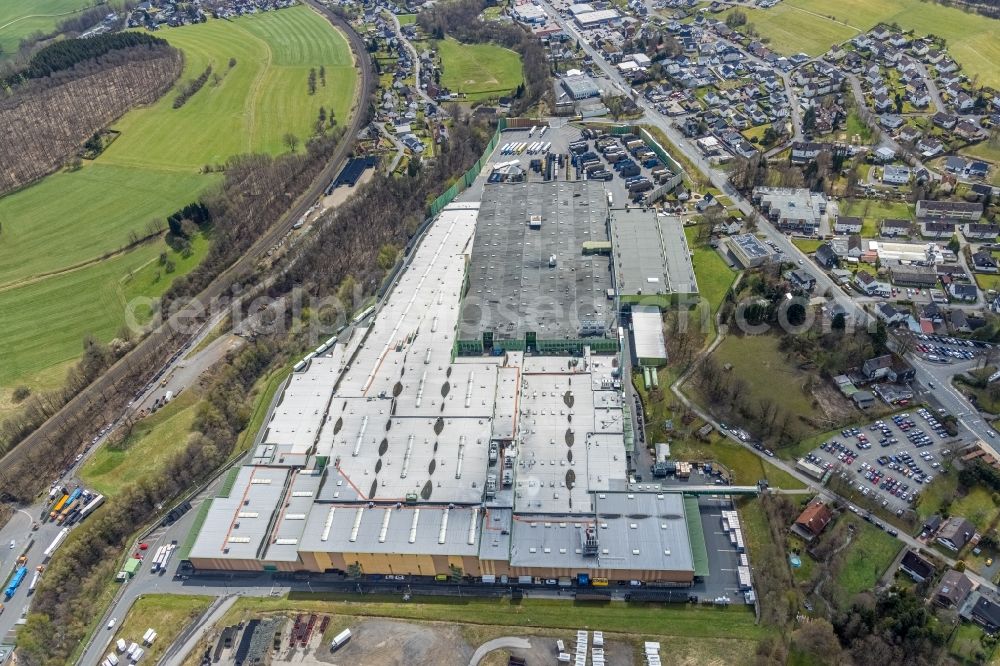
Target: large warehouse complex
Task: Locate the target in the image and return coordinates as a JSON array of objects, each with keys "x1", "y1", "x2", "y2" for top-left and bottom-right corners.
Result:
[{"x1": 185, "y1": 125, "x2": 717, "y2": 586}]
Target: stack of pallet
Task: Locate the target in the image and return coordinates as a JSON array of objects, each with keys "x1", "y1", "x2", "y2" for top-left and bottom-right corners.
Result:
[
  {"x1": 591, "y1": 631, "x2": 605, "y2": 666},
  {"x1": 574, "y1": 630, "x2": 588, "y2": 666},
  {"x1": 644, "y1": 641, "x2": 661, "y2": 666}
]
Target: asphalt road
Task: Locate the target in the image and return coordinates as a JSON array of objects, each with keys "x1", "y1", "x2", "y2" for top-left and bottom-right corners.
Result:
[{"x1": 0, "y1": 0, "x2": 376, "y2": 489}]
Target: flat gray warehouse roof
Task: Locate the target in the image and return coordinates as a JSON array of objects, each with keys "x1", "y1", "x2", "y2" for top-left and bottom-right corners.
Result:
[
  {"x1": 610, "y1": 208, "x2": 698, "y2": 298},
  {"x1": 459, "y1": 181, "x2": 613, "y2": 342}
]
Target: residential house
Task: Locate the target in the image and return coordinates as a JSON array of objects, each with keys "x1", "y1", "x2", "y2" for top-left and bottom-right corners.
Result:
[
  {"x1": 834, "y1": 216, "x2": 863, "y2": 234},
  {"x1": 945, "y1": 156, "x2": 969, "y2": 174},
  {"x1": 786, "y1": 268, "x2": 817, "y2": 292},
  {"x1": 917, "y1": 136, "x2": 944, "y2": 158},
  {"x1": 855, "y1": 270, "x2": 890, "y2": 296},
  {"x1": 921, "y1": 221, "x2": 955, "y2": 239},
  {"x1": 876, "y1": 302, "x2": 906, "y2": 325},
  {"x1": 955, "y1": 93, "x2": 975, "y2": 113},
  {"x1": 899, "y1": 550, "x2": 935, "y2": 583},
  {"x1": 881, "y1": 218, "x2": 913, "y2": 237},
  {"x1": 790, "y1": 141, "x2": 825, "y2": 165},
  {"x1": 965, "y1": 225, "x2": 1000, "y2": 242},
  {"x1": 969, "y1": 161, "x2": 990, "y2": 180},
  {"x1": 883, "y1": 165, "x2": 911, "y2": 185},
  {"x1": 952, "y1": 308, "x2": 971, "y2": 332},
  {"x1": 932, "y1": 112, "x2": 958, "y2": 130},
  {"x1": 917, "y1": 199, "x2": 983, "y2": 221},
  {"x1": 966, "y1": 591, "x2": 1000, "y2": 634},
  {"x1": 949, "y1": 283, "x2": 978, "y2": 302},
  {"x1": 879, "y1": 113, "x2": 904, "y2": 130},
  {"x1": 955, "y1": 120, "x2": 983, "y2": 141},
  {"x1": 794, "y1": 500, "x2": 833, "y2": 538},
  {"x1": 972, "y1": 250, "x2": 999, "y2": 272},
  {"x1": 936, "y1": 516, "x2": 976, "y2": 551},
  {"x1": 934, "y1": 570, "x2": 973, "y2": 608},
  {"x1": 897, "y1": 125, "x2": 921, "y2": 144},
  {"x1": 861, "y1": 354, "x2": 893, "y2": 380},
  {"x1": 815, "y1": 243, "x2": 839, "y2": 269}
]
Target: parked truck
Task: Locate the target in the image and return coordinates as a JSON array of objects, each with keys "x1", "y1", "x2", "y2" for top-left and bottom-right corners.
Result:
[
  {"x1": 4, "y1": 566, "x2": 27, "y2": 600},
  {"x1": 331, "y1": 628, "x2": 352, "y2": 651}
]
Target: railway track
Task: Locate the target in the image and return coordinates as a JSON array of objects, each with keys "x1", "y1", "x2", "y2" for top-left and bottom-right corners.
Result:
[{"x1": 0, "y1": 3, "x2": 375, "y2": 483}]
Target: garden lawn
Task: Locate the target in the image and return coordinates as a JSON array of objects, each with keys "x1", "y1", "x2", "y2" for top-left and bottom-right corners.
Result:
[
  {"x1": 975, "y1": 273, "x2": 1000, "y2": 293},
  {"x1": 792, "y1": 238, "x2": 822, "y2": 253},
  {"x1": 950, "y1": 485, "x2": 1000, "y2": 532},
  {"x1": 81, "y1": 389, "x2": 202, "y2": 497},
  {"x1": 840, "y1": 199, "x2": 913, "y2": 238},
  {"x1": 434, "y1": 37, "x2": 523, "y2": 100},
  {"x1": 112, "y1": 595, "x2": 213, "y2": 665},
  {"x1": 914, "y1": 473, "x2": 959, "y2": 521},
  {"x1": 0, "y1": 0, "x2": 94, "y2": 59}
]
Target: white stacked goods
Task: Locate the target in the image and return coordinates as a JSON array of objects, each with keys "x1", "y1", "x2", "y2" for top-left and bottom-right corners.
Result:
[
  {"x1": 645, "y1": 640, "x2": 662, "y2": 666},
  {"x1": 575, "y1": 629, "x2": 589, "y2": 666},
  {"x1": 739, "y1": 553, "x2": 749, "y2": 567},
  {"x1": 738, "y1": 565, "x2": 752, "y2": 590},
  {"x1": 592, "y1": 647, "x2": 606, "y2": 666},
  {"x1": 593, "y1": 631, "x2": 604, "y2": 647}
]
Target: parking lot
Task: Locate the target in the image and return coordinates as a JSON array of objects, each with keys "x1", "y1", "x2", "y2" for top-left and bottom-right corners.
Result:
[
  {"x1": 802, "y1": 406, "x2": 958, "y2": 516},
  {"x1": 490, "y1": 123, "x2": 673, "y2": 207},
  {"x1": 908, "y1": 332, "x2": 989, "y2": 364}
]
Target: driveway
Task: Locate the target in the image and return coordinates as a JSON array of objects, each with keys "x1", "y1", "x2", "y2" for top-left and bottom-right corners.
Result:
[{"x1": 468, "y1": 637, "x2": 532, "y2": 666}]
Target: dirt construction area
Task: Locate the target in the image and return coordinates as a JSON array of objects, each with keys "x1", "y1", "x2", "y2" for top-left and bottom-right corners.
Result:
[{"x1": 263, "y1": 618, "x2": 634, "y2": 666}]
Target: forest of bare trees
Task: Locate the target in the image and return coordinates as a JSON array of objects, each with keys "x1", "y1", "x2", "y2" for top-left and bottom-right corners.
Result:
[
  {"x1": 270, "y1": 110, "x2": 490, "y2": 309},
  {"x1": 0, "y1": 36, "x2": 181, "y2": 194},
  {"x1": 417, "y1": 0, "x2": 553, "y2": 115}
]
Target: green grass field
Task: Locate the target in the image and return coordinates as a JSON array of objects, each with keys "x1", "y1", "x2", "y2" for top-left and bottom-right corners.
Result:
[
  {"x1": 0, "y1": 0, "x2": 94, "y2": 59},
  {"x1": 722, "y1": 3, "x2": 856, "y2": 55},
  {"x1": 81, "y1": 389, "x2": 201, "y2": 496},
  {"x1": 839, "y1": 199, "x2": 914, "y2": 239},
  {"x1": 0, "y1": 6, "x2": 357, "y2": 390},
  {"x1": 724, "y1": 0, "x2": 1000, "y2": 87},
  {"x1": 434, "y1": 37, "x2": 522, "y2": 100},
  {"x1": 224, "y1": 594, "x2": 772, "y2": 645},
  {"x1": 112, "y1": 595, "x2": 213, "y2": 665},
  {"x1": 701, "y1": 334, "x2": 825, "y2": 420},
  {"x1": 665, "y1": 434, "x2": 807, "y2": 489},
  {"x1": 0, "y1": 165, "x2": 212, "y2": 288},
  {"x1": 835, "y1": 516, "x2": 902, "y2": 601},
  {"x1": 792, "y1": 238, "x2": 823, "y2": 253},
  {"x1": 684, "y1": 226, "x2": 737, "y2": 343},
  {"x1": 0, "y1": 237, "x2": 198, "y2": 385},
  {"x1": 397, "y1": 13, "x2": 417, "y2": 25}
]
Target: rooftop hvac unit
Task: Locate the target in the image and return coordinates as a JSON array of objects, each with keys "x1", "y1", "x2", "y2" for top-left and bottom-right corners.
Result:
[{"x1": 549, "y1": 254, "x2": 558, "y2": 267}]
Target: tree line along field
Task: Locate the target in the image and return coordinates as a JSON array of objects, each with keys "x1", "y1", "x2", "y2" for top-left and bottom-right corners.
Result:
[
  {"x1": 0, "y1": 5, "x2": 357, "y2": 395},
  {"x1": 0, "y1": 0, "x2": 94, "y2": 59},
  {"x1": 722, "y1": 0, "x2": 1000, "y2": 88},
  {"x1": 433, "y1": 36, "x2": 523, "y2": 100}
]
